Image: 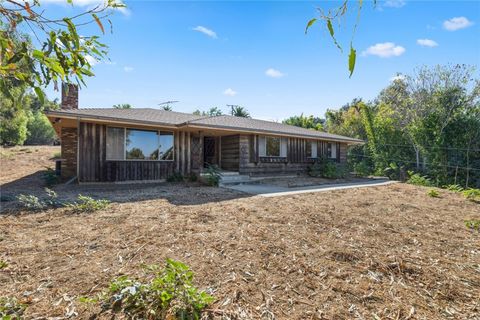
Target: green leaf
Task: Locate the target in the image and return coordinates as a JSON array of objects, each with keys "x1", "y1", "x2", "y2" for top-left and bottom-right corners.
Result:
[
  {"x1": 305, "y1": 18, "x2": 317, "y2": 34},
  {"x1": 327, "y1": 19, "x2": 342, "y2": 52},
  {"x1": 92, "y1": 14, "x2": 105, "y2": 34},
  {"x1": 348, "y1": 45, "x2": 356, "y2": 78},
  {"x1": 32, "y1": 49, "x2": 44, "y2": 60},
  {"x1": 34, "y1": 87, "x2": 45, "y2": 104}
]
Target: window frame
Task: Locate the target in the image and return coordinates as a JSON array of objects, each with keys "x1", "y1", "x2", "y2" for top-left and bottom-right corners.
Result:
[
  {"x1": 106, "y1": 126, "x2": 175, "y2": 162},
  {"x1": 306, "y1": 140, "x2": 317, "y2": 159}
]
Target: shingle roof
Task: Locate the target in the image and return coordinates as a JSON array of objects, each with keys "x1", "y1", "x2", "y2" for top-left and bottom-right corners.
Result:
[
  {"x1": 45, "y1": 108, "x2": 363, "y2": 143},
  {"x1": 187, "y1": 115, "x2": 363, "y2": 142}
]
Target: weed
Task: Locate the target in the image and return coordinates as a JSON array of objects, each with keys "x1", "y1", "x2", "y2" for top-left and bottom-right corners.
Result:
[
  {"x1": 204, "y1": 164, "x2": 222, "y2": 186},
  {"x1": 52, "y1": 152, "x2": 61, "y2": 159},
  {"x1": 0, "y1": 297, "x2": 26, "y2": 319},
  {"x1": 0, "y1": 260, "x2": 7, "y2": 270},
  {"x1": 167, "y1": 172, "x2": 184, "y2": 183},
  {"x1": 462, "y1": 188, "x2": 480, "y2": 202},
  {"x1": 67, "y1": 195, "x2": 110, "y2": 213},
  {"x1": 43, "y1": 167, "x2": 59, "y2": 187},
  {"x1": 444, "y1": 184, "x2": 464, "y2": 192},
  {"x1": 97, "y1": 259, "x2": 214, "y2": 319},
  {"x1": 187, "y1": 172, "x2": 198, "y2": 182},
  {"x1": 464, "y1": 219, "x2": 480, "y2": 231},
  {"x1": 427, "y1": 189, "x2": 440, "y2": 198},
  {"x1": 407, "y1": 172, "x2": 433, "y2": 187},
  {"x1": 17, "y1": 194, "x2": 47, "y2": 211}
]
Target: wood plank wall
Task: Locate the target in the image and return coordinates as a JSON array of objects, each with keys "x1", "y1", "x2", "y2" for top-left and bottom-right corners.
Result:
[
  {"x1": 78, "y1": 121, "x2": 190, "y2": 182},
  {"x1": 221, "y1": 135, "x2": 240, "y2": 171}
]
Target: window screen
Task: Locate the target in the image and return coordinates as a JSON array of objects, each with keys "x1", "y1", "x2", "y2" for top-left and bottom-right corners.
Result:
[{"x1": 106, "y1": 127, "x2": 125, "y2": 160}]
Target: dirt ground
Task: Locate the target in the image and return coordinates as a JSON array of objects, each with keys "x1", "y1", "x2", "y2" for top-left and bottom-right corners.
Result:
[{"x1": 1, "y1": 146, "x2": 479, "y2": 319}]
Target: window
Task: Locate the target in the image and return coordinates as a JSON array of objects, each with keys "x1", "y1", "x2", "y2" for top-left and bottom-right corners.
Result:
[
  {"x1": 126, "y1": 129, "x2": 159, "y2": 160},
  {"x1": 106, "y1": 127, "x2": 174, "y2": 161},
  {"x1": 159, "y1": 131, "x2": 174, "y2": 160},
  {"x1": 306, "y1": 141, "x2": 317, "y2": 158},
  {"x1": 266, "y1": 137, "x2": 280, "y2": 157},
  {"x1": 328, "y1": 142, "x2": 337, "y2": 159},
  {"x1": 259, "y1": 136, "x2": 287, "y2": 157}
]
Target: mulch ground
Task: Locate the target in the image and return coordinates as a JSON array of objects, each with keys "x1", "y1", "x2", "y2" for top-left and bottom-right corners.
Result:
[{"x1": 1, "y1": 146, "x2": 479, "y2": 319}]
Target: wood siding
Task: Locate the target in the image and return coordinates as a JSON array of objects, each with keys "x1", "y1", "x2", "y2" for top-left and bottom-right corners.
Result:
[
  {"x1": 220, "y1": 135, "x2": 240, "y2": 171},
  {"x1": 77, "y1": 121, "x2": 189, "y2": 182}
]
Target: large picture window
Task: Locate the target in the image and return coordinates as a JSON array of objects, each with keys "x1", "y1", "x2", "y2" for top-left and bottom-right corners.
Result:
[
  {"x1": 259, "y1": 136, "x2": 287, "y2": 157},
  {"x1": 106, "y1": 127, "x2": 174, "y2": 161}
]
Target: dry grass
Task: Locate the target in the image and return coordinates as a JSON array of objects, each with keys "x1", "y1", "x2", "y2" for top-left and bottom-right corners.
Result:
[{"x1": 1, "y1": 146, "x2": 479, "y2": 319}]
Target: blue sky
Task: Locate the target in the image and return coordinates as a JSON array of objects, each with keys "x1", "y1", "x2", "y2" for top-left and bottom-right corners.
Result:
[{"x1": 43, "y1": 0, "x2": 480, "y2": 120}]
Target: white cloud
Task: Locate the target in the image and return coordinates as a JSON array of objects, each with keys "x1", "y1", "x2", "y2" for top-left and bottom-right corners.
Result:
[
  {"x1": 123, "y1": 66, "x2": 134, "y2": 72},
  {"x1": 223, "y1": 88, "x2": 237, "y2": 97},
  {"x1": 443, "y1": 17, "x2": 474, "y2": 31},
  {"x1": 384, "y1": 0, "x2": 406, "y2": 8},
  {"x1": 41, "y1": 0, "x2": 130, "y2": 16},
  {"x1": 85, "y1": 55, "x2": 98, "y2": 66},
  {"x1": 416, "y1": 39, "x2": 438, "y2": 47},
  {"x1": 265, "y1": 68, "x2": 285, "y2": 78},
  {"x1": 192, "y1": 26, "x2": 217, "y2": 39},
  {"x1": 362, "y1": 42, "x2": 406, "y2": 58}
]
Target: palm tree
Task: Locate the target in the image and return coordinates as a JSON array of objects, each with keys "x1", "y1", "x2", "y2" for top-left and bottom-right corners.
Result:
[
  {"x1": 162, "y1": 105, "x2": 173, "y2": 111},
  {"x1": 113, "y1": 103, "x2": 132, "y2": 109},
  {"x1": 229, "y1": 105, "x2": 250, "y2": 118}
]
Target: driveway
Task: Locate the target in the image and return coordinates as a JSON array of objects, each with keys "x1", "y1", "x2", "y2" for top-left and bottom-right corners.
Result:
[{"x1": 222, "y1": 179, "x2": 397, "y2": 197}]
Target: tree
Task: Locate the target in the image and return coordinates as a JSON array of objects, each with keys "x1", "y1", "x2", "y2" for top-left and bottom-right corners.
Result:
[
  {"x1": 229, "y1": 105, "x2": 250, "y2": 118},
  {"x1": 113, "y1": 104, "x2": 132, "y2": 109},
  {"x1": 193, "y1": 107, "x2": 223, "y2": 116},
  {"x1": 283, "y1": 114, "x2": 324, "y2": 131},
  {"x1": 0, "y1": 0, "x2": 125, "y2": 102},
  {"x1": 162, "y1": 105, "x2": 173, "y2": 111}
]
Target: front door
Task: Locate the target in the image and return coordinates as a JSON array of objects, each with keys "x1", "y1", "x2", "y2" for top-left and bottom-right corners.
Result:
[{"x1": 203, "y1": 137, "x2": 216, "y2": 167}]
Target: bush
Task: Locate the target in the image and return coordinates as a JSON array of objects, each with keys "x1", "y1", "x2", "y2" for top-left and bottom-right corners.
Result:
[
  {"x1": 353, "y1": 161, "x2": 372, "y2": 177},
  {"x1": 25, "y1": 112, "x2": 57, "y2": 145},
  {"x1": 0, "y1": 297, "x2": 26, "y2": 319},
  {"x1": 444, "y1": 184, "x2": 464, "y2": 192},
  {"x1": 95, "y1": 259, "x2": 214, "y2": 319},
  {"x1": 67, "y1": 195, "x2": 110, "y2": 213},
  {"x1": 407, "y1": 172, "x2": 434, "y2": 187},
  {"x1": 465, "y1": 219, "x2": 480, "y2": 231},
  {"x1": 204, "y1": 164, "x2": 222, "y2": 186},
  {"x1": 427, "y1": 189, "x2": 440, "y2": 198},
  {"x1": 187, "y1": 172, "x2": 198, "y2": 182},
  {"x1": 166, "y1": 172, "x2": 184, "y2": 182},
  {"x1": 17, "y1": 194, "x2": 47, "y2": 211},
  {"x1": 462, "y1": 188, "x2": 480, "y2": 202},
  {"x1": 43, "y1": 167, "x2": 59, "y2": 187},
  {"x1": 308, "y1": 157, "x2": 346, "y2": 179}
]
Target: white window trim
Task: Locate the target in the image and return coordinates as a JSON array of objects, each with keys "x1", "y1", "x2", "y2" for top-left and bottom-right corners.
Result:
[{"x1": 106, "y1": 126, "x2": 175, "y2": 162}]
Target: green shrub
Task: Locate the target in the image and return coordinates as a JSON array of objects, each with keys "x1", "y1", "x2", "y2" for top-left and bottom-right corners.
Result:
[
  {"x1": 427, "y1": 189, "x2": 440, "y2": 198},
  {"x1": 187, "y1": 173, "x2": 198, "y2": 182},
  {"x1": 353, "y1": 161, "x2": 371, "y2": 177},
  {"x1": 465, "y1": 219, "x2": 480, "y2": 231},
  {"x1": 407, "y1": 172, "x2": 433, "y2": 187},
  {"x1": 43, "y1": 167, "x2": 59, "y2": 187},
  {"x1": 67, "y1": 195, "x2": 110, "y2": 213},
  {"x1": 95, "y1": 259, "x2": 214, "y2": 319},
  {"x1": 444, "y1": 184, "x2": 464, "y2": 192},
  {"x1": 17, "y1": 194, "x2": 46, "y2": 211},
  {"x1": 25, "y1": 112, "x2": 57, "y2": 145},
  {"x1": 204, "y1": 164, "x2": 222, "y2": 186},
  {"x1": 166, "y1": 172, "x2": 184, "y2": 182},
  {"x1": 308, "y1": 158, "x2": 346, "y2": 179},
  {"x1": 462, "y1": 188, "x2": 480, "y2": 202},
  {"x1": 0, "y1": 297, "x2": 26, "y2": 319}
]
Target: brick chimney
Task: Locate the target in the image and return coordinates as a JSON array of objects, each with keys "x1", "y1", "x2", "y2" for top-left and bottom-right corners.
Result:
[{"x1": 61, "y1": 83, "x2": 79, "y2": 110}]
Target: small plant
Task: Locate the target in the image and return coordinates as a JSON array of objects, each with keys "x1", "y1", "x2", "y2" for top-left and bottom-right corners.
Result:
[
  {"x1": 204, "y1": 164, "x2": 222, "y2": 186},
  {"x1": 427, "y1": 189, "x2": 440, "y2": 198},
  {"x1": 462, "y1": 188, "x2": 480, "y2": 202},
  {"x1": 444, "y1": 184, "x2": 464, "y2": 192},
  {"x1": 17, "y1": 194, "x2": 46, "y2": 211},
  {"x1": 187, "y1": 172, "x2": 198, "y2": 182},
  {"x1": 52, "y1": 152, "x2": 61, "y2": 159},
  {"x1": 97, "y1": 259, "x2": 214, "y2": 319},
  {"x1": 0, "y1": 297, "x2": 26, "y2": 319},
  {"x1": 43, "y1": 167, "x2": 59, "y2": 187},
  {"x1": 67, "y1": 195, "x2": 110, "y2": 213},
  {"x1": 166, "y1": 172, "x2": 184, "y2": 182},
  {"x1": 407, "y1": 172, "x2": 433, "y2": 187},
  {"x1": 465, "y1": 219, "x2": 480, "y2": 231},
  {"x1": 0, "y1": 260, "x2": 7, "y2": 270}
]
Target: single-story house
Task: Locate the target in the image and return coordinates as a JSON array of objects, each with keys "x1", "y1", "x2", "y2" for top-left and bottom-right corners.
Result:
[{"x1": 45, "y1": 84, "x2": 363, "y2": 183}]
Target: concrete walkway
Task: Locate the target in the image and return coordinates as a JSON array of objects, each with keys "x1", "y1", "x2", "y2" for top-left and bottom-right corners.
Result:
[{"x1": 223, "y1": 179, "x2": 397, "y2": 197}]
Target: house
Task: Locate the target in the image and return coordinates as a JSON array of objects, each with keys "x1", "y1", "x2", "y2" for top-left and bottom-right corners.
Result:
[{"x1": 45, "y1": 84, "x2": 363, "y2": 182}]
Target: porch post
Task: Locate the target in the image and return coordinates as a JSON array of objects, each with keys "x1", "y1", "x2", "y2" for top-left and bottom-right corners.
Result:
[
  {"x1": 199, "y1": 130, "x2": 204, "y2": 173},
  {"x1": 218, "y1": 136, "x2": 222, "y2": 169}
]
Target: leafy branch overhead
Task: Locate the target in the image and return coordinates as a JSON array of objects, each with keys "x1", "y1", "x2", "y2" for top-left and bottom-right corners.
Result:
[
  {"x1": 305, "y1": 0, "x2": 375, "y2": 77},
  {"x1": 0, "y1": 0, "x2": 126, "y2": 102}
]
